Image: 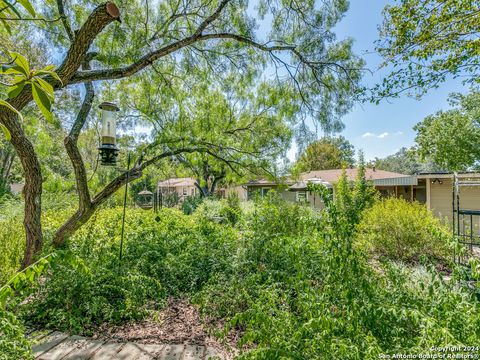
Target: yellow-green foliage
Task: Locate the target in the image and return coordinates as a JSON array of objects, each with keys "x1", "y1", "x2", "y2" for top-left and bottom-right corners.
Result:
[
  {"x1": 0, "y1": 218, "x2": 25, "y2": 286},
  {"x1": 0, "y1": 210, "x2": 73, "y2": 285},
  {"x1": 356, "y1": 198, "x2": 450, "y2": 263}
]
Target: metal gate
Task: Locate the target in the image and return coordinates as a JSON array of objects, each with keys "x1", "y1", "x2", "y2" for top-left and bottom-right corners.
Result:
[{"x1": 452, "y1": 172, "x2": 480, "y2": 263}]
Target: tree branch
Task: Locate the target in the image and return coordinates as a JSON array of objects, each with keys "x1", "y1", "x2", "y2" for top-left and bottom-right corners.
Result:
[
  {"x1": 7, "y1": 2, "x2": 121, "y2": 112},
  {"x1": 56, "y1": 0, "x2": 74, "y2": 42},
  {"x1": 64, "y1": 58, "x2": 95, "y2": 212}
]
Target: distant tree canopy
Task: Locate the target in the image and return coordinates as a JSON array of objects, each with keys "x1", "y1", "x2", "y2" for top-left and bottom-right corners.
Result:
[
  {"x1": 294, "y1": 136, "x2": 355, "y2": 173},
  {"x1": 414, "y1": 91, "x2": 480, "y2": 171},
  {"x1": 369, "y1": 147, "x2": 442, "y2": 175},
  {"x1": 375, "y1": 0, "x2": 480, "y2": 99}
]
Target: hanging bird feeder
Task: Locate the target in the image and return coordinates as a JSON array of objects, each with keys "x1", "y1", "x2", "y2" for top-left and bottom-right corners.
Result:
[
  {"x1": 137, "y1": 189, "x2": 154, "y2": 210},
  {"x1": 98, "y1": 101, "x2": 120, "y2": 166}
]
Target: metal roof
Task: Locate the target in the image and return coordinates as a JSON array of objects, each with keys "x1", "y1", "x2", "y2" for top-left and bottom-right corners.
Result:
[
  {"x1": 373, "y1": 176, "x2": 418, "y2": 186},
  {"x1": 289, "y1": 178, "x2": 333, "y2": 190}
]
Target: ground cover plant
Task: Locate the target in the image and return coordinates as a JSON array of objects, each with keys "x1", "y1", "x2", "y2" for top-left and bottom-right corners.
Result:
[{"x1": 2, "y1": 170, "x2": 480, "y2": 359}]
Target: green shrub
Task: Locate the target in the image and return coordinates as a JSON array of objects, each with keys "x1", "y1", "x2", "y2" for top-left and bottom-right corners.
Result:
[
  {"x1": 24, "y1": 256, "x2": 162, "y2": 334},
  {"x1": 0, "y1": 218, "x2": 25, "y2": 285},
  {"x1": 223, "y1": 193, "x2": 242, "y2": 225},
  {"x1": 0, "y1": 309, "x2": 32, "y2": 360},
  {"x1": 195, "y1": 189, "x2": 480, "y2": 359},
  {"x1": 194, "y1": 197, "x2": 243, "y2": 226},
  {"x1": 0, "y1": 254, "x2": 56, "y2": 360},
  {"x1": 0, "y1": 193, "x2": 75, "y2": 284},
  {"x1": 181, "y1": 195, "x2": 203, "y2": 215},
  {"x1": 21, "y1": 207, "x2": 238, "y2": 334},
  {"x1": 356, "y1": 198, "x2": 451, "y2": 263}
]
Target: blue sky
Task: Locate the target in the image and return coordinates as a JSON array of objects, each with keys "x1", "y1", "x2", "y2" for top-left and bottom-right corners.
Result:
[{"x1": 316, "y1": 0, "x2": 467, "y2": 161}]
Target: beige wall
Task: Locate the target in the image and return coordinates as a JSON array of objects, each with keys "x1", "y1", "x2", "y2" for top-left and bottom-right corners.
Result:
[
  {"x1": 160, "y1": 185, "x2": 197, "y2": 200},
  {"x1": 429, "y1": 179, "x2": 480, "y2": 224},
  {"x1": 429, "y1": 179, "x2": 453, "y2": 222},
  {"x1": 224, "y1": 186, "x2": 248, "y2": 201},
  {"x1": 246, "y1": 186, "x2": 326, "y2": 210}
]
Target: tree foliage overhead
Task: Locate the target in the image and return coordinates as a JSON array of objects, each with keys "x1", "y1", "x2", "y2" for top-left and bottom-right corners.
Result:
[
  {"x1": 121, "y1": 68, "x2": 292, "y2": 196},
  {"x1": 33, "y1": 0, "x2": 364, "y2": 128},
  {"x1": 294, "y1": 136, "x2": 355, "y2": 173},
  {"x1": 375, "y1": 0, "x2": 480, "y2": 99},
  {"x1": 414, "y1": 91, "x2": 480, "y2": 171},
  {"x1": 369, "y1": 147, "x2": 442, "y2": 175}
]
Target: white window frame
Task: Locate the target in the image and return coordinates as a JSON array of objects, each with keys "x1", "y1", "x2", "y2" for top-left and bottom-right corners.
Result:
[{"x1": 296, "y1": 190, "x2": 307, "y2": 202}]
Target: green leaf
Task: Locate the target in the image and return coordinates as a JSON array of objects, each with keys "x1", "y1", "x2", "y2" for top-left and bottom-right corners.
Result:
[
  {"x1": 0, "y1": 18, "x2": 11, "y2": 34},
  {"x1": 33, "y1": 77, "x2": 54, "y2": 100},
  {"x1": 7, "y1": 81, "x2": 25, "y2": 99},
  {"x1": 17, "y1": 0, "x2": 36, "y2": 17},
  {"x1": 32, "y1": 82, "x2": 53, "y2": 123},
  {"x1": 0, "y1": 65, "x2": 24, "y2": 76},
  {"x1": 35, "y1": 69, "x2": 63, "y2": 85},
  {"x1": 0, "y1": 124, "x2": 11, "y2": 141},
  {"x1": 8, "y1": 52, "x2": 30, "y2": 77},
  {"x1": 2, "y1": 0, "x2": 22, "y2": 18},
  {"x1": 0, "y1": 99, "x2": 23, "y2": 122},
  {"x1": 42, "y1": 65, "x2": 56, "y2": 72},
  {"x1": 0, "y1": 286, "x2": 14, "y2": 307}
]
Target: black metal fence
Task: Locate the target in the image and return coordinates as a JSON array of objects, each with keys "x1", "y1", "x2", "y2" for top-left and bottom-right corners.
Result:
[{"x1": 452, "y1": 173, "x2": 480, "y2": 263}]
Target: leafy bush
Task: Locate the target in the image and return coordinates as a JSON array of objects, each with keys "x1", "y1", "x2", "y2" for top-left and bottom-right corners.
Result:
[
  {"x1": 24, "y1": 256, "x2": 162, "y2": 334},
  {"x1": 181, "y1": 195, "x2": 203, "y2": 215},
  {"x1": 162, "y1": 191, "x2": 179, "y2": 207},
  {"x1": 356, "y1": 198, "x2": 451, "y2": 263},
  {"x1": 195, "y1": 195, "x2": 480, "y2": 359},
  {"x1": 0, "y1": 218, "x2": 25, "y2": 285},
  {"x1": 194, "y1": 196, "x2": 243, "y2": 226},
  {"x1": 0, "y1": 193, "x2": 75, "y2": 283},
  {"x1": 0, "y1": 254, "x2": 56, "y2": 360},
  {"x1": 0, "y1": 309, "x2": 31, "y2": 360},
  {"x1": 21, "y1": 208, "x2": 238, "y2": 334},
  {"x1": 219, "y1": 193, "x2": 242, "y2": 225},
  {"x1": 194, "y1": 198, "x2": 225, "y2": 219}
]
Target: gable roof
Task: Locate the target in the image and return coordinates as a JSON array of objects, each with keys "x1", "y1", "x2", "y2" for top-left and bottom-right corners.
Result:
[
  {"x1": 158, "y1": 177, "x2": 196, "y2": 188},
  {"x1": 299, "y1": 168, "x2": 408, "y2": 183}
]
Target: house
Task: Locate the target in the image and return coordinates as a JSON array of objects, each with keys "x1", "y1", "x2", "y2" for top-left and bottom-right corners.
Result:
[
  {"x1": 9, "y1": 183, "x2": 24, "y2": 195},
  {"x1": 158, "y1": 171, "x2": 480, "y2": 224},
  {"x1": 246, "y1": 168, "x2": 419, "y2": 209},
  {"x1": 157, "y1": 177, "x2": 198, "y2": 202},
  {"x1": 417, "y1": 172, "x2": 480, "y2": 222}
]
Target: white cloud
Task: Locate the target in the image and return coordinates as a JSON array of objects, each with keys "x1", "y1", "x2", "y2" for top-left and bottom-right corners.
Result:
[
  {"x1": 378, "y1": 132, "x2": 389, "y2": 139},
  {"x1": 361, "y1": 131, "x2": 404, "y2": 139}
]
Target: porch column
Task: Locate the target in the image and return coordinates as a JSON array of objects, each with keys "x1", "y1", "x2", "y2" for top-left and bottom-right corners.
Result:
[
  {"x1": 426, "y1": 178, "x2": 431, "y2": 210},
  {"x1": 410, "y1": 185, "x2": 414, "y2": 201}
]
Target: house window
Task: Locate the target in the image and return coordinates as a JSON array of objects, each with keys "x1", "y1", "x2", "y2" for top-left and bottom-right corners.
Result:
[
  {"x1": 296, "y1": 191, "x2": 307, "y2": 202},
  {"x1": 261, "y1": 188, "x2": 270, "y2": 197},
  {"x1": 183, "y1": 187, "x2": 187, "y2": 196},
  {"x1": 191, "y1": 188, "x2": 195, "y2": 196}
]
